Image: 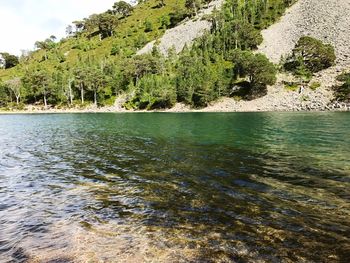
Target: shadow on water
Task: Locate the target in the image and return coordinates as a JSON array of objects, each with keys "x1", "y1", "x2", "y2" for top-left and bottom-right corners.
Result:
[{"x1": 0, "y1": 113, "x2": 349, "y2": 262}]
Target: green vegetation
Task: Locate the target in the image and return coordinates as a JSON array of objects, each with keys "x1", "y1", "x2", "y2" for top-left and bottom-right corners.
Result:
[
  {"x1": 284, "y1": 36, "x2": 336, "y2": 78},
  {"x1": 231, "y1": 51, "x2": 277, "y2": 97},
  {"x1": 0, "y1": 0, "x2": 295, "y2": 110},
  {"x1": 333, "y1": 73, "x2": 350, "y2": 102},
  {"x1": 0, "y1": 53, "x2": 19, "y2": 69},
  {"x1": 309, "y1": 81, "x2": 321, "y2": 91},
  {"x1": 284, "y1": 82, "x2": 299, "y2": 92}
]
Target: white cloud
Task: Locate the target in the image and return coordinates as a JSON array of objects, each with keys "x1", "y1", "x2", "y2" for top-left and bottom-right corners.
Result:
[{"x1": 0, "y1": 0, "x2": 118, "y2": 55}]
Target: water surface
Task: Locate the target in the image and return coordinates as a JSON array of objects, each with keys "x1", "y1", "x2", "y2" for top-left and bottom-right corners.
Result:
[{"x1": 0, "y1": 113, "x2": 349, "y2": 262}]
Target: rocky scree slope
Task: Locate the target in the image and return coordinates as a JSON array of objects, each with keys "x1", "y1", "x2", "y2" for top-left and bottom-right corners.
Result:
[
  {"x1": 254, "y1": 0, "x2": 350, "y2": 111},
  {"x1": 258, "y1": 0, "x2": 350, "y2": 66},
  {"x1": 137, "y1": 0, "x2": 224, "y2": 55}
]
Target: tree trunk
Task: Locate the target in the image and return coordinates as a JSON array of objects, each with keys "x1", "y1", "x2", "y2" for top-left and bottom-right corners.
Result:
[
  {"x1": 94, "y1": 90, "x2": 97, "y2": 106},
  {"x1": 16, "y1": 95, "x2": 19, "y2": 105},
  {"x1": 44, "y1": 94, "x2": 47, "y2": 108},
  {"x1": 68, "y1": 80, "x2": 73, "y2": 105},
  {"x1": 81, "y1": 84, "x2": 84, "y2": 104}
]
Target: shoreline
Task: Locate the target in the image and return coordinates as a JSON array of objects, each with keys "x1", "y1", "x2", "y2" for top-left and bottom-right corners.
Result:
[
  {"x1": 3, "y1": 110, "x2": 349, "y2": 114},
  {"x1": 2, "y1": 68, "x2": 349, "y2": 115},
  {"x1": 1, "y1": 104, "x2": 349, "y2": 115},
  {"x1": 2, "y1": 75, "x2": 349, "y2": 114},
  {"x1": 1, "y1": 84, "x2": 349, "y2": 114}
]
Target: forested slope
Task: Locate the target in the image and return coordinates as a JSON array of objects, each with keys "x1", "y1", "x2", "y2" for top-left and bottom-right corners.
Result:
[{"x1": 5, "y1": 0, "x2": 340, "y2": 111}]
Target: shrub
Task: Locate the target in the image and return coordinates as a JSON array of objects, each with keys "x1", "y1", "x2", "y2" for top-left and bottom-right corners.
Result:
[
  {"x1": 159, "y1": 15, "x2": 171, "y2": 29},
  {"x1": 309, "y1": 81, "x2": 321, "y2": 90},
  {"x1": 144, "y1": 20, "x2": 153, "y2": 32},
  {"x1": 169, "y1": 7, "x2": 188, "y2": 27},
  {"x1": 284, "y1": 82, "x2": 299, "y2": 92},
  {"x1": 333, "y1": 73, "x2": 350, "y2": 102},
  {"x1": 111, "y1": 43, "x2": 121, "y2": 56},
  {"x1": 134, "y1": 33, "x2": 148, "y2": 49},
  {"x1": 100, "y1": 96, "x2": 116, "y2": 106}
]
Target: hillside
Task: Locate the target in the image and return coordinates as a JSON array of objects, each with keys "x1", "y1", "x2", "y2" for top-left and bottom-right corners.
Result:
[
  {"x1": 193, "y1": 0, "x2": 350, "y2": 112},
  {"x1": 252, "y1": 0, "x2": 350, "y2": 111},
  {"x1": 0, "y1": 0, "x2": 349, "y2": 112},
  {"x1": 137, "y1": 0, "x2": 224, "y2": 55},
  {"x1": 258, "y1": 0, "x2": 350, "y2": 66},
  {"x1": 0, "y1": 0, "x2": 186, "y2": 79}
]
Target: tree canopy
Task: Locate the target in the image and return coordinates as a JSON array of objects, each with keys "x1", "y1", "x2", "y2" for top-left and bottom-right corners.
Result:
[
  {"x1": 0, "y1": 53, "x2": 19, "y2": 69},
  {"x1": 113, "y1": 1, "x2": 133, "y2": 17},
  {"x1": 284, "y1": 36, "x2": 336, "y2": 75}
]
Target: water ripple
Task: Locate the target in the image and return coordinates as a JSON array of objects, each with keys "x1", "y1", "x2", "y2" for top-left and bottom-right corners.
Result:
[{"x1": 0, "y1": 113, "x2": 349, "y2": 262}]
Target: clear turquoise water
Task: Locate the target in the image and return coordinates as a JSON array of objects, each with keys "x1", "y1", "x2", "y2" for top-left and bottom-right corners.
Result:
[{"x1": 0, "y1": 113, "x2": 349, "y2": 262}]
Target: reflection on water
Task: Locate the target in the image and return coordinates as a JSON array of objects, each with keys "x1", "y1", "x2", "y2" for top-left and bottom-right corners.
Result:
[{"x1": 0, "y1": 113, "x2": 349, "y2": 262}]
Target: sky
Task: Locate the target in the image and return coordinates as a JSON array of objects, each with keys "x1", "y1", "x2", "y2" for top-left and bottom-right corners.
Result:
[{"x1": 0, "y1": 0, "x2": 118, "y2": 55}]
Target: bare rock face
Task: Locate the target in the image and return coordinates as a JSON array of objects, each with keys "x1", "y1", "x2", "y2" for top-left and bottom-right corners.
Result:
[
  {"x1": 258, "y1": 0, "x2": 350, "y2": 66},
  {"x1": 137, "y1": 0, "x2": 224, "y2": 56}
]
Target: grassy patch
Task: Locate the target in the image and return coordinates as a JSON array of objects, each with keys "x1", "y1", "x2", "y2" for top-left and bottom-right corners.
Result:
[
  {"x1": 284, "y1": 82, "x2": 299, "y2": 92},
  {"x1": 309, "y1": 81, "x2": 321, "y2": 91}
]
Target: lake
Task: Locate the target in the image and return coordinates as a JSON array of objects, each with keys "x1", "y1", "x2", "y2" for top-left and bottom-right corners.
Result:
[{"x1": 0, "y1": 112, "x2": 349, "y2": 262}]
